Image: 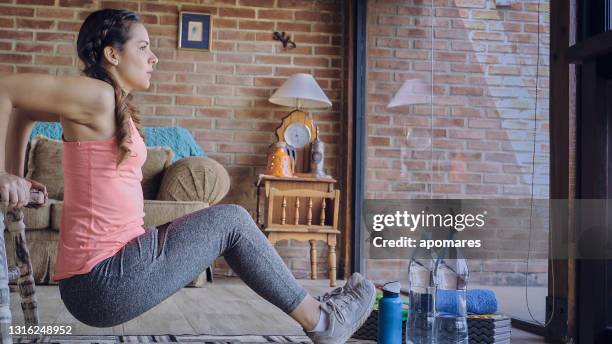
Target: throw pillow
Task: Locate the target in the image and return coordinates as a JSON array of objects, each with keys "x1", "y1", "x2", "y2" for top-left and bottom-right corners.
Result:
[
  {"x1": 141, "y1": 147, "x2": 174, "y2": 200},
  {"x1": 157, "y1": 156, "x2": 230, "y2": 205},
  {"x1": 26, "y1": 136, "x2": 64, "y2": 200}
]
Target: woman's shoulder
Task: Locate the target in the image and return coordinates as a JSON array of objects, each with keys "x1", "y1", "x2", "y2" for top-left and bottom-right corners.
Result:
[
  {"x1": 62, "y1": 75, "x2": 114, "y2": 99},
  {"x1": 57, "y1": 75, "x2": 115, "y2": 116},
  {"x1": 1, "y1": 73, "x2": 115, "y2": 123}
]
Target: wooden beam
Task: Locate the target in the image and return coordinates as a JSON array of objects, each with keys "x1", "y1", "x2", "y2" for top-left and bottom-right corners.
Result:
[
  {"x1": 549, "y1": 0, "x2": 575, "y2": 341},
  {"x1": 576, "y1": 57, "x2": 608, "y2": 344},
  {"x1": 340, "y1": 0, "x2": 356, "y2": 279}
]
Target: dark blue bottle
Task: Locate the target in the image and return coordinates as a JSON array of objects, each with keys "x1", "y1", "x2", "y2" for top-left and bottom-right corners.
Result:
[{"x1": 378, "y1": 281, "x2": 403, "y2": 344}]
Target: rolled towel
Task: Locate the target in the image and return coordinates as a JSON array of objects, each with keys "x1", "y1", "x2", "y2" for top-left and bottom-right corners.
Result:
[
  {"x1": 435, "y1": 289, "x2": 498, "y2": 315},
  {"x1": 467, "y1": 289, "x2": 498, "y2": 315}
]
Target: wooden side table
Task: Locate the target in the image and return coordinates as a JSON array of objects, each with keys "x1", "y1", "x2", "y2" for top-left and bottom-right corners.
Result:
[{"x1": 256, "y1": 174, "x2": 340, "y2": 287}]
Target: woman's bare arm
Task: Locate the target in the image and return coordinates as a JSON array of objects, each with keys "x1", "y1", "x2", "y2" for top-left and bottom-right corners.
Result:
[
  {"x1": 0, "y1": 73, "x2": 113, "y2": 122},
  {"x1": 5, "y1": 109, "x2": 35, "y2": 177},
  {"x1": 5, "y1": 108, "x2": 60, "y2": 177},
  {"x1": 0, "y1": 73, "x2": 113, "y2": 171}
]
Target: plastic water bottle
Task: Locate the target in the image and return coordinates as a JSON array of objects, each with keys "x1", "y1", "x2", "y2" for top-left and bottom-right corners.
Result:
[
  {"x1": 433, "y1": 246, "x2": 469, "y2": 344},
  {"x1": 378, "y1": 281, "x2": 403, "y2": 344},
  {"x1": 406, "y1": 238, "x2": 435, "y2": 344}
]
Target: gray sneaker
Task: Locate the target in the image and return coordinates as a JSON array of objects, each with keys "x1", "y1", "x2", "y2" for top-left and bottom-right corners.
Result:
[
  {"x1": 316, "y1": 272, "x2": 365, "y2": 303},
  {"x1": 306, "y1": 273, "x2": 376, "y2": 344}
]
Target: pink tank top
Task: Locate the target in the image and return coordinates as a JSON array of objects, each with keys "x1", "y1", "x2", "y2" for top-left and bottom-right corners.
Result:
[{"x1": 53, "y1": 118, "x2": 147, "y2": 281}]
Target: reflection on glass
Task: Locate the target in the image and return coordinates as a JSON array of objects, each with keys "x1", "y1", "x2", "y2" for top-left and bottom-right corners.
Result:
[{"x1": 364, "y1": 0, "x2": 550, "y2": 325}]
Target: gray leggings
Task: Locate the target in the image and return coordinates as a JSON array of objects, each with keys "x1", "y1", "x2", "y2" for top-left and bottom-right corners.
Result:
[{"x1": 58, "y1": 204, "x2": 308, "y2": 327}]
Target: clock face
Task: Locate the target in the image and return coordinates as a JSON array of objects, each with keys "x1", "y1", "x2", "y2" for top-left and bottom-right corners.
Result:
[{"x1": 283, "y1": 123, "x2": 311, "y2": 148}]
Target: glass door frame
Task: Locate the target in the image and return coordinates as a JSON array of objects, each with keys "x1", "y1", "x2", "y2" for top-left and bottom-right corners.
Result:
[{"x1": 349, "y1": 0, "x2": 554, "y2": 336}]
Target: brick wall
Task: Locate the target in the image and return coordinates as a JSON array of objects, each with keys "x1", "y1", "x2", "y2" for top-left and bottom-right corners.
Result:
[
  {"x1": 364, "y1": 0, "x2": 550, "y2": 286},
  {"x1": 0, "y1": 0, "x2": 345, "y2": 278}
]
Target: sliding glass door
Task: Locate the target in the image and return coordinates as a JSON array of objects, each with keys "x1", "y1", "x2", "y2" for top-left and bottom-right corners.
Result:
[{"x1": 355, "y1": 0, "x2": 551, "y2": 327}]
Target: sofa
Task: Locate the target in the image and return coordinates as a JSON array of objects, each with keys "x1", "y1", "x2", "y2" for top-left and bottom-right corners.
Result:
[{"x1": 3, "y1": 131, "x2": 230, "y2": 286}]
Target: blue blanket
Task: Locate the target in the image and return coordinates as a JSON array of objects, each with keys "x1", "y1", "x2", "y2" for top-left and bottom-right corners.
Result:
[{"x1": 30, "y1": 122, "x2": 205, "y2": 162}]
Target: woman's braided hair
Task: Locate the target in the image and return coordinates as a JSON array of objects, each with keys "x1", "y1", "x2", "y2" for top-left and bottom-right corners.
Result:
[{"x1": 77, "y1": 9, "x2": 144, "y2": 167}]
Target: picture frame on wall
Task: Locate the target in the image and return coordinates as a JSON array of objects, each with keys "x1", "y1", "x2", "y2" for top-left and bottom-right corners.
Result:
[{"x1": 178, "y1": 12, "x2": 212, "y2": 51}]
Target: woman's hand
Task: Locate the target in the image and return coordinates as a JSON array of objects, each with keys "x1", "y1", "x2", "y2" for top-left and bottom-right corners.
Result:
[
  {"x1": 0, "y1": 172, "x2": 39, "y2": 208},
  {"x1": 27, "y1": 178, "x2": 48, "y2": 208}
]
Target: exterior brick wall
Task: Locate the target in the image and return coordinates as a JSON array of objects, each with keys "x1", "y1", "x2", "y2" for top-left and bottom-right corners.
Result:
[
  {"x1": 0, "y1": 0, "x2": 344, "y2": 278},
  {"x1": 364, "y1": 0, "x2": 550, "y2": 286}
]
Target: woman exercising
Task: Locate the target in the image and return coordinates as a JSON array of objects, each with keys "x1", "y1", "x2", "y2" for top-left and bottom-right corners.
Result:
[{"x1": 0, "y1": 9, "x2": 374, "y2": 343}]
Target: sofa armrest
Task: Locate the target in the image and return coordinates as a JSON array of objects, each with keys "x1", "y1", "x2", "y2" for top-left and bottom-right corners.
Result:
[{"x1": 157, "y1": 157, "x2": 230, "y2": 205}]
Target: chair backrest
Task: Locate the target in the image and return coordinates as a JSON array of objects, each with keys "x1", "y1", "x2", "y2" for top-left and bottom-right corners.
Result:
[{"x1": 266, "y1": 187, "x2": 340, "y2": 232}]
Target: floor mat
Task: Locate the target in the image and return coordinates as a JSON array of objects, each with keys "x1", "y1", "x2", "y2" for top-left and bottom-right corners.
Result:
[{"x1": 14, "y1": 334, "x2": 374, "y2": 343}]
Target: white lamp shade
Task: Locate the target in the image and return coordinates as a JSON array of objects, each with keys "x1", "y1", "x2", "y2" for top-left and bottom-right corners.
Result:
[
  {"x1": 269, "y1": 73, "x2": 332, "y2": 109},
  {"x1": 387, "y1": 78, "x2": 430, "y2": 108}
]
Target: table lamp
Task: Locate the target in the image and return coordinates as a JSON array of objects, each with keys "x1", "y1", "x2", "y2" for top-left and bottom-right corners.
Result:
[
  {"x1": 268, "y1": 73, "x2": 332, "y2": 175},
  {"x1": 269, "y1": 73, "x2": 332, "y2": 110}
]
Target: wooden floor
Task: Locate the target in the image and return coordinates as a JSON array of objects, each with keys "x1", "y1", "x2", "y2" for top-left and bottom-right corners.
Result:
[{"x1": 9, "y1": 277, "x2": 544, "y2": 342}]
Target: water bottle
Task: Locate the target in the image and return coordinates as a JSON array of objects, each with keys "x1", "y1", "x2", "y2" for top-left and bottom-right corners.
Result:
[
  {"x1": 433, "y1": 246, "x2": 469, "y2": 344},
  {"x1": 378, "y1": 281, "x2": 403, "y2": 344},
  {"x1": 406, "y1": 239, "x2": 435, "y2": 344}
]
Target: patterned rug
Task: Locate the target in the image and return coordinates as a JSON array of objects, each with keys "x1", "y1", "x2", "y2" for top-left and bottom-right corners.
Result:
[{"x1": 14, "y1": 334, "x2": 374, "y2": 343}]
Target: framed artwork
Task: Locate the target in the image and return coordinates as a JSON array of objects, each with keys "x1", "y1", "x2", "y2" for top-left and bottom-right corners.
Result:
[{"x1": 178, "y1": 12, "x2": 212, "y2": 51}]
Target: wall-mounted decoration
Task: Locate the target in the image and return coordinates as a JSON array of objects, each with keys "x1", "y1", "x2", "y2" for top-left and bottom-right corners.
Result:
[
  {"x1": 273, "y1": 31, "x2": 296, "y2": 48},
  {"x1": 178, "y1": 12, "x2": 212, "y2": 51}
]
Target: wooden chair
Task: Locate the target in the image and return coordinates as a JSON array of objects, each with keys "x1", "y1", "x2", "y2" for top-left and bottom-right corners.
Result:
[
  {"x1": 0, "y1": 190, "x2": 44, "y2": 343},
  {"x1": 263, "y1": 187, "x2": 340, "y2": 287}
]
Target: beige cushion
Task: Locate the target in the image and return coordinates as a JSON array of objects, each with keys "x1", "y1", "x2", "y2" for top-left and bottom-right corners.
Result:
[
  {"x1": 157, "y1": 157, "x2": 230, "y2": 205},
  {"x1": 50, "y1": 200, "x2": 208, "y2": 230},
  {"x1": 141, "y1": 147, "x2": 174, "y2": 200},
  {"x1": 26, "y1": 136, "x2": 64, "y2": 200},
  {"x1": 25, "y1": 136, "x2": 174, "y2": 200}
]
